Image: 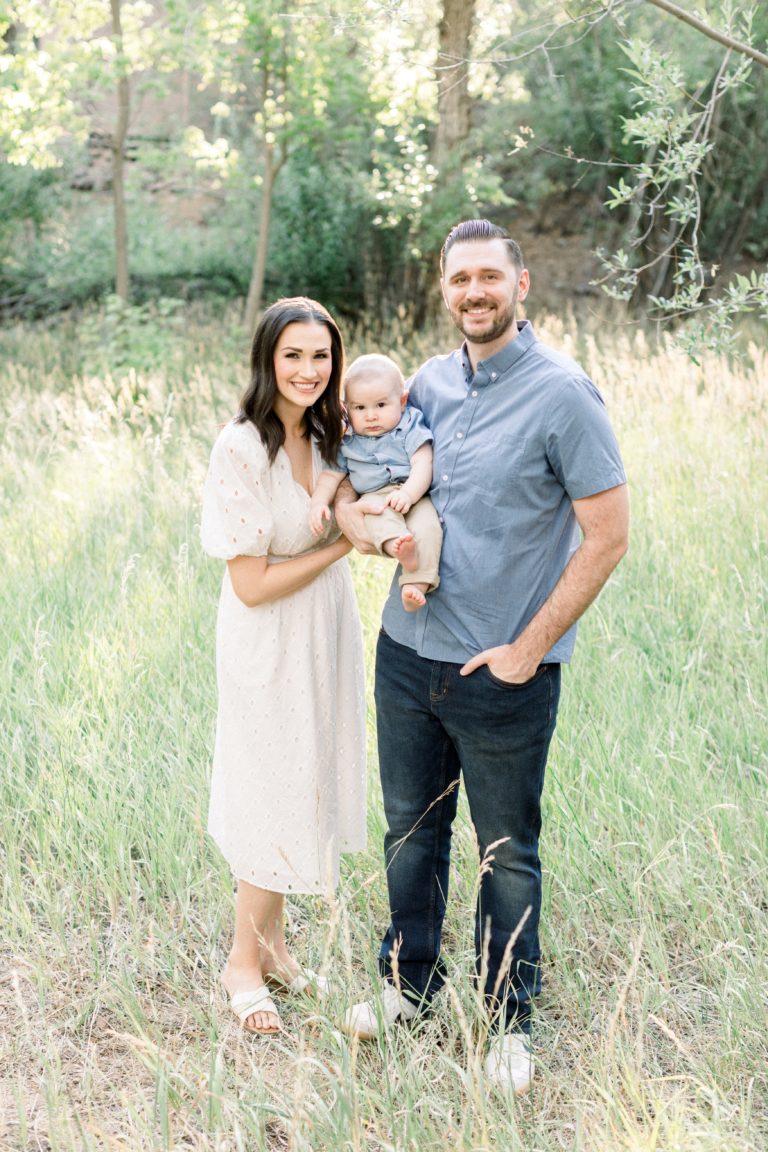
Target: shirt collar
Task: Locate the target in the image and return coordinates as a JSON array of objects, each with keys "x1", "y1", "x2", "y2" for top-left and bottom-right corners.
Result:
[{"x1": 460, "y1": 320, "x2": 535, "y2": 385}]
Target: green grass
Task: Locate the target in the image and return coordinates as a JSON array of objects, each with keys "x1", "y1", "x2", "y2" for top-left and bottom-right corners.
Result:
[{"x1": 0, "y1": 310, "x2": 766, "y2": 1150}]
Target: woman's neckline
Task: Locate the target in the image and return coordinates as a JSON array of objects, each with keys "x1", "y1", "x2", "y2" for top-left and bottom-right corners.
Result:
[{"x1": 279, "y1": 436, "x2": 316, "y2": 497}]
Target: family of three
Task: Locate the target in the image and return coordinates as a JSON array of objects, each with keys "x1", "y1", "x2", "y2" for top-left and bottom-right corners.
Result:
[{"x1": 200, "y1": 218, "x2": 629, "y2": 1096}]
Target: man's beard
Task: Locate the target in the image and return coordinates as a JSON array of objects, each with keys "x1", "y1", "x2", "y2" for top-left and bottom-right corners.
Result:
[{"x1": 451, "y1": 295, "x2": 518, "y2": 344}]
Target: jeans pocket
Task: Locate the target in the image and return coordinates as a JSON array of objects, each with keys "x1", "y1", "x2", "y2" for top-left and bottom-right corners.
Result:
[{"x1": 484, "y1": 663, "x2": 549, "y2": 690}]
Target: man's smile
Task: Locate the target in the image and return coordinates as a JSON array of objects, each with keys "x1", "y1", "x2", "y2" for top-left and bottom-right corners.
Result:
[{"x1": 461, "y1": 302, "x2": 496, "y2": 316}]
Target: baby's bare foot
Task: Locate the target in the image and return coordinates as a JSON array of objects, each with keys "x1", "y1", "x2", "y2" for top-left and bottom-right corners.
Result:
[
  {"x1": 401, "y1": 583, "x2": 428, "y2": 612},
  {"x1": 386, "y1": 533, "x2": 418, "y2": 572}
]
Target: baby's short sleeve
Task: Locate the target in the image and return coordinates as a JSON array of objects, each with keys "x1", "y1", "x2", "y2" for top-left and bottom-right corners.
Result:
[
  {"x1": 332, "y1": 443, "x2": 351, "y2": 474},
  {"x1": 201, "y1": 421, "x2": 273, "y2": 559},
  {"x1": 401, "y1": 407, "x2": 433, "y2": 458}
]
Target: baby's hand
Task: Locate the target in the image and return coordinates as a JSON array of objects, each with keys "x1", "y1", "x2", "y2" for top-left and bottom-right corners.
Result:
[
  {"x1": 310, "y1": 502, "x2": 332, "y2": 536},
  {"x1": 387, "y1": 489, "x2": 413, "y2": 514}
]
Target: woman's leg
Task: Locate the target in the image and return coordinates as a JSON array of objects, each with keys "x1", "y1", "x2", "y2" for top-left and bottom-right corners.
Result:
[
  {"x1": 221, "y1": 880, "x2": 285, "y2": 1031},
  {"x1": 259, "y1": 911, "x2": 299, "y2": 979}
]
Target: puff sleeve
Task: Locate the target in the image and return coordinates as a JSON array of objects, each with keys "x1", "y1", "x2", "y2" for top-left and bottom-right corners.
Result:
[{"x1": 201, "y1": 421, "x2": 273, "y2": 559}]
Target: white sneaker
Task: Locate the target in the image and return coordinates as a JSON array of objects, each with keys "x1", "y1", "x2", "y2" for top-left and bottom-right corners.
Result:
[
  {"x1": 341, "y1": 980, "x2": 418, "y2": 1039},
  {"x1": 484, "y1": 1032, "x2": 534, "y2": 1095}
]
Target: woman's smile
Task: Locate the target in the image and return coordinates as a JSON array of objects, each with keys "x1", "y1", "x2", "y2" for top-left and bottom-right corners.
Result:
[{"x1": 272, "y1": 321, "x2": 334, "y2": 419}]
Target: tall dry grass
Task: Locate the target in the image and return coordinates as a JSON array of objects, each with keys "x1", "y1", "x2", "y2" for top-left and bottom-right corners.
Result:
[{"x1": 0, "y1": 308, "x2": 766, "y2": 1150}]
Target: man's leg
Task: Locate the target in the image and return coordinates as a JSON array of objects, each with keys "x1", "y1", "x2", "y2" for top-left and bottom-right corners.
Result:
[
  {"x1": 375, "y1": 629, "x2": 461, "y2": 1006},
  {"x1": 436, "y1": 661, "x2": 561, "y2": 1034}
]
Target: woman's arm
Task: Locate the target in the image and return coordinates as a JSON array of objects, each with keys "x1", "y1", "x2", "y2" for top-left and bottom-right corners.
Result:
[{"x1": 227, "y1": 536, "x2": 353, "y2": 607}]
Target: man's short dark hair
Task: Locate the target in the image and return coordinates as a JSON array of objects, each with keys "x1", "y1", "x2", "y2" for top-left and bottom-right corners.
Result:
[{"x1": 440, "y1": 219, "x2": 524, "y2": 277}]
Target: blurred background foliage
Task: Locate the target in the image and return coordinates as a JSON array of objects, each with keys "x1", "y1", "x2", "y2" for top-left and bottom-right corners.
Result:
[{"x1": 0, "y1": 0, "x2": 766, "y2": 344}]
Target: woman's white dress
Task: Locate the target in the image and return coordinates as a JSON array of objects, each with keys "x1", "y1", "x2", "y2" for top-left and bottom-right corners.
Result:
[{"x1": 200, "y1": 419, "x2": 366, "y2": 894}]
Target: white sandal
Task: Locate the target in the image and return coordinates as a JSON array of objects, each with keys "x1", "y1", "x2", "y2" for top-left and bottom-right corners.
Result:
[
  {"x1": 265, "y1": 967, "x2": 330, "y2": 996},
  {"x1": 229, "y1": 986, "x2": 282, "y2": 1033}
]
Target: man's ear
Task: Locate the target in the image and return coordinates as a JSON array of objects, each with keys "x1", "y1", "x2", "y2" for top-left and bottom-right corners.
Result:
[{"x1": 518, "y1": 268, "x2": 531, "y2": 302}]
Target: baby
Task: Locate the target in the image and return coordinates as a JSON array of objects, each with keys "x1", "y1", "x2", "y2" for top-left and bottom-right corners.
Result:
[{"x1": 310, "y1": 353, "x2": 443, "y2": 611}]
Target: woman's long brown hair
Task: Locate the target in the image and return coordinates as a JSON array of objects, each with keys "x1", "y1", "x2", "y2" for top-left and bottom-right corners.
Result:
[{"x1": 236, "y1": 296, "x2": 345, "y2": 466}]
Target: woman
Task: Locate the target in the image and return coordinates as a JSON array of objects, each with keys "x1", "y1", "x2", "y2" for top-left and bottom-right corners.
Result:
[{"x1": 201, "y1": 297, "x2": 366, "y2": 1035}]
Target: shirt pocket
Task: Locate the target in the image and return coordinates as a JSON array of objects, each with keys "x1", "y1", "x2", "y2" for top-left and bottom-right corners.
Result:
[
  {"x1": 458, "y1": 435, "x2": 528, "y2": 533},
  {"x1": 466, "y1": 434, "x2": 527, "y2": 498}
]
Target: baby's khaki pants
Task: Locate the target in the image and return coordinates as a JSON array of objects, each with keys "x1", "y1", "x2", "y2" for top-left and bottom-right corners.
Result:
[{"x1": 363, "y1": 485, "x2": 443, "y2": 591}]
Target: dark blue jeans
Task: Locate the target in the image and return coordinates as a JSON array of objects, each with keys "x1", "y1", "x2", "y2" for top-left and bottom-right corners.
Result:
[{"x1": 375, "y1": 628, "x2": 561, "y2": 1033}]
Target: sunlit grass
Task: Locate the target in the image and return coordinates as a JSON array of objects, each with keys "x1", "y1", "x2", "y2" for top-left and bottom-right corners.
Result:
[{"x1": 1, "y1": 310, "x2": 766, "y2": 1150}]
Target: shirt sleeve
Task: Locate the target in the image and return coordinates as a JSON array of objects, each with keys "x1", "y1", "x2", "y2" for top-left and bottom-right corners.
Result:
[
  {"x1": 546, "y1": 375, "x2": 627, "y2": 500},
  {"x1": 330, "y1": 442, "x2": 351, "y2": 474},
  {"x1": 401, "y1": 406, "x2": 434, "y2": 458},
  {"x1": 200, "y1": 422, "x2": 274, "y2": 559}
]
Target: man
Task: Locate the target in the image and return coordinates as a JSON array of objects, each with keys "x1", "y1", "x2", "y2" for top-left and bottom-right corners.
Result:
[{"x1": 336, "y1": 219, "x2": 629, "y2": 1094}]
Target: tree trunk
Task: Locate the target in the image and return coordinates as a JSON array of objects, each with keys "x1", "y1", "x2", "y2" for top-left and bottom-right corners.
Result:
[
  {"x1": 110, "y1": 0, "x2": 130, "y2": 302},
  {"x1": 243, "y1": 141, "x2": 284, "y2": 337},
  {"x1": 432, "y1": 0, "x2": 476, "y2": 168},
  {"x1": 409, "y1": 0, "x2": 477, "y2": 328}
]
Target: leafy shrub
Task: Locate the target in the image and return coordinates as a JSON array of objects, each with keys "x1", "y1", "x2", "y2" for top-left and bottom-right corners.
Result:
[{"x1": 78, "y1": 293, "x2": 186, "y2": 376}]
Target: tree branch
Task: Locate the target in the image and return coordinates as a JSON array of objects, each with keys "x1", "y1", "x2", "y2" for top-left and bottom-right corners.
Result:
[{"x1": 644, "y1": 0, "x2": 768, "y2": 68}]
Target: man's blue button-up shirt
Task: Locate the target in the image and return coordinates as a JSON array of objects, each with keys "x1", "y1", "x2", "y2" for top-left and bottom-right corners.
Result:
[{"x1": 381, "y1": 321, "x2": 626, "y2": 664}]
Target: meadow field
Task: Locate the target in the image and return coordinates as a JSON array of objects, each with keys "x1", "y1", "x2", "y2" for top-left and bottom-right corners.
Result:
[{"x1": 0, "y1": 308, "x2": 766, "y2": 1151}]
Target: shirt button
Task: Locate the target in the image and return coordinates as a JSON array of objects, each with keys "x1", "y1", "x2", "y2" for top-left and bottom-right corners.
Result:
[
  {"x1": 491, "y1": 372, "x2": 497, "y2": 380},
  {"x1": 442, "y1": 474, "x2": 448, "y2": 482},
  {"x1": 456, "y1": 432, "x2": 463, "y2": 439},
  {"x1": 471, "y1": 390, "x2": 478, "y2": 397}
]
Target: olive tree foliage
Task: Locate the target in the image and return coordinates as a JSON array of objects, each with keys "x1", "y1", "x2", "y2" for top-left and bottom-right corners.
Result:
[
  {"x1": 596, "y1": 0, "x2": 768, "y2": 355},
  {"x1": 361, "y1": 0, "x2": 767, "y2": 344},
  {"x1": 463, "y1": 0, "x2": 767, "y2": 353},
  {"x1": 446, "y1": 0, "x2": 764, "y2": 352}
]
